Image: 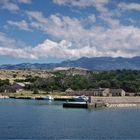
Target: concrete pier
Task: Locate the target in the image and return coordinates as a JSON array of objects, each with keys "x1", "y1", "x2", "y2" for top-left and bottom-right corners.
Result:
[{"x1": 88, "y1": 96, "x2": 140, "y2": 108}]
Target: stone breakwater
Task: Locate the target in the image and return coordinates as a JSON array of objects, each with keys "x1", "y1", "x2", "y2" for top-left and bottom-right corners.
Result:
[
  {"x1": 106, "y1": 103, "x2": 140, "y2": 108},
  {"x1": 89, "y1": 97, "x2": 140, "y2": 108}
]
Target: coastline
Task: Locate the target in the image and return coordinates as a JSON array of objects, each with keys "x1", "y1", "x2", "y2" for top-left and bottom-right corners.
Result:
[{"x1": 1, "y1": 94, "x2": 140, "y2": 109}]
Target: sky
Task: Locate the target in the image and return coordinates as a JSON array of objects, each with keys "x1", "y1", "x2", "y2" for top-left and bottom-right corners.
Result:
[{"x1": 0, "y1": 0, "x2": 140, "y2": 64}]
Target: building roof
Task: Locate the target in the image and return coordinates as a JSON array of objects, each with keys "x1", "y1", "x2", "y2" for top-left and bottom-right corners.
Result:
[
  {"x1": 110, "y1": 88, "x2": 125, "y2": 92},
  {"x1": 15, "y1": 83, "x2": 25, "y2": 87}
]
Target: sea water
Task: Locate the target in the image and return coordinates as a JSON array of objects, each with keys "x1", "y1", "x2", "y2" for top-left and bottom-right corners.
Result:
[{"x1": 0, "y1": 99, "x2": 140, "y2": 139}]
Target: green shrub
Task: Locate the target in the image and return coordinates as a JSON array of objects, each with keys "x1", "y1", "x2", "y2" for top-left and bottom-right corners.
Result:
[{"x1": 33, "y1": 89, "x2": 39, "y2": 94}]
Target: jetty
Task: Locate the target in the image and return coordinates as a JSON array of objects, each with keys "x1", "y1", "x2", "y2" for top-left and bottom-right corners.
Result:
[
  {"x1": 8, "y1": 96, "x2": 75, "y2": 101},
  {"x1": 4, "y1": 95, "x2": 140, "y2": 109},
  {"x1": 88, "y1": 96, "x2": 140, "y2": 108},
  {"x1": 63, "y1": 96, "x2": 140, "y2": 109}
]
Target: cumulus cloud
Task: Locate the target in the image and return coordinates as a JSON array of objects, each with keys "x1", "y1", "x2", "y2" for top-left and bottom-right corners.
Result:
[
  {"x1": 53, "y1": 0, "x2": 111, "y2": 19},
  {"x1": 18, "y1": 0, "x2": 32, "y2": 4},
  {"x1": 0, "y1": 0, "x2": 32, "y2": 12},
  {"x1": 26, "y1": 11, "x2": 47, "y2": 23},
  {"x1": 53, "y1": 0, "x2": 109, "y2": 8},
  {"x1": 0, "y1": 32, "x2": 97, "y2": 59},
  {"x1": 7, "y1": 20, "x2": 32, "y2": 31},
  {"x1": 1, "y1": 23, "x2": 140, "y2": 60},
  {"x1": 87, "y1": 14, "x2": 96, "y2": 23},
  {"x1": 118, "y1": 2, "x2": 140, "y2": 11},
  {"x1": 0, "y1": 32, "x2": 36, "y2": 59},
  {"x1": 1, "y1": 1, "x2": 140, "y2": 60},
  {"x1": 0, "y1": 0, "x2": 19, "y2": 11},
  {"x1": 32, "y1": 26, "x2": 140, "y2": 58},
  {"x1": 53, "y1": 0, "x2": 121, "y2": 28},
  {"x1": 6, "y1": 10, "x2": 46, "y2": 32},
  {"x1": 0, "y1": 32, "x2": 20, "y2": 48},
  {"x1": 32, "y1": 39, "x2": 98, "y2": 59},
  {"x1": 0, "y1": 47, "x2": 36, "y2": 59}
]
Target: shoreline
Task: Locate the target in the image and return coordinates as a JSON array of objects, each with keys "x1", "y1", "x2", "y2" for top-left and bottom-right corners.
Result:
[{"x1": 1, "y1": 95, "x2": 140, "y2": 108}]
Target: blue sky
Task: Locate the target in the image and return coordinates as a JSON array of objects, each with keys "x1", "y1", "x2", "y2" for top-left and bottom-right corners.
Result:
[{"x1": 0, "y1": 0, "x2": 140, "y2": 64}]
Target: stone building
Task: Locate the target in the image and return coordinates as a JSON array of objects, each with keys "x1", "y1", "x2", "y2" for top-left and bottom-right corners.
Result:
[
  {"x1": 110, "y1": 89, "x2": 126, "y2": 96},
  {"x1": 65, "y1": 88, "x2": 126, "y2": 96},
  {"x1": 0, "y1": 83, "x2": 25, "y2": 93}
]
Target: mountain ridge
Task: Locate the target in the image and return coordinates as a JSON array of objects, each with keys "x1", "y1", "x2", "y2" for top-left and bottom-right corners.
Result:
[{"x1": 0, "y1": 56, "x2": 140, "y2": 70}]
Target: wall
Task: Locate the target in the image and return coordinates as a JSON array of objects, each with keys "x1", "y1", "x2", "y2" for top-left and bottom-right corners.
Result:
[{"x1": 89, "y1": 96, "x2": 140, "y2": 104}]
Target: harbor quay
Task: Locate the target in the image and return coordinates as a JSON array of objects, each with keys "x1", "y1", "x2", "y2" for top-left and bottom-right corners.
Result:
[
  {"x1": 88, "y1": 96, "x2": 140, "y2": 108},
  {"x1": 63, "y1": 96, "x2": 140, "y2": 109},
  {"x1": 1, "y1": 95, "x2": 140, "y2": 109}
]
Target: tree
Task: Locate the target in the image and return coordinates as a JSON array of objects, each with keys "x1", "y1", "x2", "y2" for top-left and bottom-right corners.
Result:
[
  {"x1": 33, "y1": 89, "x2": 39, "y2": 94},
  {"x1": 98, "y1": 80, "x2": 111, "y2": 88}
]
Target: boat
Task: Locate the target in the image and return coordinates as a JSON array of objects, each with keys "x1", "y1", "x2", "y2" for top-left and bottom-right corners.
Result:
[
  {"x1": 43, "y1": 95, "x2": 54, "y2": 100},
  {"x1": 0, "y1": 95, "x2": 9, "y2": 99},
  {"x1": 72, "y1": 95, "x2": 88, "y2": 102},
  {"x1": 63, "y1": 102, "x2": 87, "y2": 108},
  {"x1": 35, "y1": 95, "x2": 54, "y2": 100},
  {"x1": 31, "y1": 97, "x2": 35, "y2": 100}
]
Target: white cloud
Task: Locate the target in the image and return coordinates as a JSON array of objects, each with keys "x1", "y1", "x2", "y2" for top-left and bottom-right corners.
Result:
[
  {"x1": 118, "y1": 2, "x2": 140, "y2": 11},
  {"x1": 2, "y1": 7, "x2": 140, "y2": 59},
  {"x1": 32, "y1": 39, "x2": 98, "y2": 59},
  {"x1": 0, "y1": 34, "x2": 98, "y2": 59},
  {"x1": 87, "y1": 14, "x2": 96, "y2": 23},
  {"x1": 6, "y1": 10, "x2": 48, "y2": 32},
  {"x1": 1, "y1": 1, "x2": 140, "y2": 60},
  {"x1": 53, "y1": 0, "x2": 109, "y2": 8},
  {"x1": 0, "y1": 47, "x2": 36, "y2": 59},
  {"x1": 53, "y1": 0, "x2": 121, "y2": 29},
  {"x1": 0, "y1": 32, "x2": 19, "y2": 48},
  {"x1": 18, "y1": 0, "x2": 32, "y2": 4},
  {"x1": 7, "y1": 20, "x2": 32, "y2": 31},
  {"x1": 0, "y1": 0, "x2": 31, "y2": 12},
  {"x1": 53, "y1": 0, "x2": 112, "y2": 23},
  {"x1": 0, "y1": 0, "x2": 19, "y2": 12},
  {"x1": 30, "y1": 17, "x2": 140, "y2": 58},
  {"x1": 99, "y1": 15, "x2": 120, "y2": 28},
  {"x1": 26, "y1": 11, "x2": 47, "y2": 23},
  {"x1": 1, "y1": 23, "x2": 140, "y2": 60},
  {"x1": 0, "y1": 32, "x2": 36, "y2": 59},
  {"x1": 46, "y1": 15, "x2": 85, "y2": 42}
]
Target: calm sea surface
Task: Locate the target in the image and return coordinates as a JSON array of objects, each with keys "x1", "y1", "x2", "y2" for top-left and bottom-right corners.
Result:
[{"x1": 0, "y1": 99, "x2": 140, "y2": 140}]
